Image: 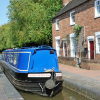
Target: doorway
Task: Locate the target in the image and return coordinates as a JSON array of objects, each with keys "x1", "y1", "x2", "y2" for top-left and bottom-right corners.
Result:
[
  {"x1": 70, "y1": 37, "x2": 77, "y2": 57},
  {"x1": 63, "y1": 41, "x2": 67, "y2": 57},
  {"x1": 90, "y1": 41, "x2": 94, "y2": 59}
]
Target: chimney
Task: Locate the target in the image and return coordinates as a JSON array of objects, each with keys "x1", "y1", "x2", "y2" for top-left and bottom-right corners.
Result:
[{"x1": 63, "y1": 0, "x2": 72, "y2": 6}]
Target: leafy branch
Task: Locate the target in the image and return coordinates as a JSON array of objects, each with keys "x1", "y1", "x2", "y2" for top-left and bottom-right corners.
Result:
[{"x1": 73, "y1": 24, "x2": 82, "y2": 43}]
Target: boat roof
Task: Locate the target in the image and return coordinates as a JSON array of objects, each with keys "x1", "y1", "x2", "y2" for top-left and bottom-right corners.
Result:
[{"x1": 3, "y1": 45, "x2": 55, "y2": 53}]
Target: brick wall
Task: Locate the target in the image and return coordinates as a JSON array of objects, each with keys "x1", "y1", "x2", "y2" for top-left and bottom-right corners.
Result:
[
  {"x1": 81, "y1": 59, "x2": 100, "y2": 70},
  {"x1": 52, "y1": 0, "x2": 100, "y2": 59},
  {"x1": 58, "y1": 56, "x2": 76, "y2": 66}
]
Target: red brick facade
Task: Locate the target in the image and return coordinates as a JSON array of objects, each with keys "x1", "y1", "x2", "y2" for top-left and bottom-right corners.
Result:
[{"x1": 52, "y1": 0, "x2": 100, "y2": 70}]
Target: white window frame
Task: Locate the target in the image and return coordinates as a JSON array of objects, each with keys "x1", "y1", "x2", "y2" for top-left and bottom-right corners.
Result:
[
  {"x1": 95, "y1": 0, "x2": 100, "y2": 18},
  {"x1": 70, "y1": 11, "x2": 75, "y2": 26},
  {"x1": 55, "y1": 36, "x2": 60, "y2": 57},
  {"x1": 95, "y1": 32, "x2": 100, "y2": 54},
  {"x1": 56, "y1": 19, "x2": 59, "y2": 30}
]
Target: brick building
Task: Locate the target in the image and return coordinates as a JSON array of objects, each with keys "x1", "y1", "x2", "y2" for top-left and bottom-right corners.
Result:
[{"x1": 52, "y1": 0, "x2": 100, "y2": 70}]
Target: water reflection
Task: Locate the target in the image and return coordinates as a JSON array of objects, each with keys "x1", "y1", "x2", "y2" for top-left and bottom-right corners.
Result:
[{"x1": 19, "y1": 87, "x2": 90, "y2": 100}]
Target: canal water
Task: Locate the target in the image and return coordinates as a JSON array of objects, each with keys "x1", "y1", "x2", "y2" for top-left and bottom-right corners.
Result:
[{"x1": 19, "y1": 87, "x2": 90, "y2": 100}]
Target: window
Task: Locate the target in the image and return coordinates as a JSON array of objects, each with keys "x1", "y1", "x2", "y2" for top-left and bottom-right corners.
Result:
[
  {"x1": 55, "y1": 36, "x2": 60, "y2": 56},
  {"x1": 3, "y1": 54, "x2": 4, "y2": 60},
  {"x1": 14, "y1": 54, "x2": 17, "y2": 65},
  {"x1": 10, "y1": 55, "x2": 13, "y2": 63},
  {"x1": 2, "y1": 54, "x2": 3, "y2": 60},
  {"x1": 7, "y1": 55, "x2": 9, "y2": 62},
  {"x1": 56, "y1": 40, "x2": 60, "y2": 56},
  {"x1": 70, "y1": 11, "x2": 75, "y2": 26},
  {"x1": 95, "y1": 32, "x2": 100, "y2": 53},
  {"x1": 4, "y1": 54, "x2": 6, "y2": 60},
  {"x1": 96, "y1": 37, "x2": 100, "y2": 53},
  {"x1": 98, "y1": 38, "x2": 100, "y2": 52},
  {"x1": 56, "y1": 19, "x2": 59, "y2": 30},
  {"x1": 95, "y1": 0, "x2": 100, "y2": 18}
]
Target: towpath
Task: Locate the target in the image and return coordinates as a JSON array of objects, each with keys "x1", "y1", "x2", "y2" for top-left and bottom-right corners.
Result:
[
  {"x1": 0, "y1": 66, "x2": 24, "y2": 100},
  {"x1": 59, "y1": 63, "x2": 100, "y2": 100}
]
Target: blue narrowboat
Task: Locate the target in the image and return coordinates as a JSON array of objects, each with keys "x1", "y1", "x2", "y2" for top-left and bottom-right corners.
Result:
[{"x1": 0, "y1": 45, "x2": 63, "y2": 97}]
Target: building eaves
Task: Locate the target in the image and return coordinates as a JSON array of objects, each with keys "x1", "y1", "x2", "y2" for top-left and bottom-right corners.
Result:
[{"x1": 52, "y1": 0, "x2": 90, "y2": 20}]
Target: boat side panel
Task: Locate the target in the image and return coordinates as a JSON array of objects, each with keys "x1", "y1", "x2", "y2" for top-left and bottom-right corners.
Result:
[
  {"x1": 17, "y1": 53, "x2": 31, "y2": 71},
  {"x1": 1, "y1": 50, "x2": 32, "y2": 73}
]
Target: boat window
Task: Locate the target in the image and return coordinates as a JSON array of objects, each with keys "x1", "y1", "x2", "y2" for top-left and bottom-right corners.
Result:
[
  {"x1": 2, "y1": 54, "x2": 3, "y2": 59},
  {"x1": 4, "y1": 54, "x2": 6, "y2": 60},
  {"x1": 10, "y1": 55, "x2": 13, "y2": 63},
  {"x1": 2, "y1": 54, "x2": 4, "y2": 60},
  {"x1": 7, "y1": 55, "x2": 9, "y2": 62},
  {"x1": 14, "y1": 54, "x2": 17, "y2": 65}
]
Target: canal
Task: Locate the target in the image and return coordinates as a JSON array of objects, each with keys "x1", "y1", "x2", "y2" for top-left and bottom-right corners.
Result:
[{"x1": 19, "y1": 86, "x2": 90, "y2": 100}]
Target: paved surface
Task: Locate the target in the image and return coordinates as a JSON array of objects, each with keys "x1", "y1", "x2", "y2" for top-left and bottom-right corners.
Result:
[
  {"x1": 0, "y1": 66, "x2": 24, "y2": 100},
  {"x1": 59, "y1": 63, "x2": 100, "y2": 100}
]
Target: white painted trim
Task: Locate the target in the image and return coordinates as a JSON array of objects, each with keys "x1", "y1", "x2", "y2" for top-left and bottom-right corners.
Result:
[
  {"x1": 70, "y1": 33, "x2": 76, "y2": 38},
  {"x1": 87, "y1": 36, "x2": 94, "y2": 41},
  {"x1": 95, "y1": 31, "x2": 100, "y2": 36},
  {"x1": 62, "y1": 38, "x2": 66, "y2": 41},
  {"x1": 94, "y1": 0, "x2": 100, "y2": 18},
  {"x1": 70, "y1": 10, "x2": 75, "y2": 26},
  {"x1": 2, "y1": 52, "x2": 31, "y2": 72},
  {"x1": 56, "y1": 19, "x2": 59, "y2": 30},
  {"x1": 3, "y1": 52, "x2": 31, "y2": 53},
  {"x1": 28, "y1": 52, "x2": 31, "y2": 71},
  {"x1": 55, "y1": 36, "x2": 60, "y2": 40},
  {"x1": 55, "y1": 38, "x2": 60, "y2": 57},
  {"x1": 70, "y1": 33, "x2": 77, "y2": 57},
  {"x1": 95, "y1": 31, "x2": 100, "y2": 54}
]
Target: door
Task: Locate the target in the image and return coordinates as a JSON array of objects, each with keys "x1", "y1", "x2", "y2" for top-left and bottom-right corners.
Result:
[
  {"x1": 90, "y1": 41, "x2": 94, "y2": 59},
  {"x1": 63, "y1": 41, "x2": 67, "y2": 57},
  {"x1": 64, "y1": 43, "x2": 67, "y2": 56}
]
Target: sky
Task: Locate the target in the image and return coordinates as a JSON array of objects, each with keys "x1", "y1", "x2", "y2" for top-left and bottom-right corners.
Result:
[{"x1": 0, "y1": 0, "x2": 10, "y2": 26}]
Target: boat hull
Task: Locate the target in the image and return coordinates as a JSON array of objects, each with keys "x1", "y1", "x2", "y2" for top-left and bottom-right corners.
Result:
[{"x1": 0, "y1": 61, "x2": 63, "y2": 97}]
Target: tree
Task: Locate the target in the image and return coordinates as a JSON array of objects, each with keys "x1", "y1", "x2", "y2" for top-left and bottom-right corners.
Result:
[
  {"x1": 7, "y1": 0, "x2": 62, "y2": 47},
  {"x1": 0, "y1": 23, "x2": 13, "y2": 51}
]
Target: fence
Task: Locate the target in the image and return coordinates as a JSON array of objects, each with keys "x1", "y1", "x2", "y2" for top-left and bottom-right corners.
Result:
[
  {"x1": 57, "y1": 49, "x2": 100, "y2": 70},
  {"x1": 56, "y1": 50, "x2": 77, "y2": 58},
  {"x1": 56, "y1": 49, "x2": 100, "y2": 59}
]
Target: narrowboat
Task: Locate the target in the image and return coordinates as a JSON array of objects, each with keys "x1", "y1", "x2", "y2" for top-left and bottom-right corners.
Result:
[{"x1": 0, "y1": 45, "x2": 63, "y2": 97}]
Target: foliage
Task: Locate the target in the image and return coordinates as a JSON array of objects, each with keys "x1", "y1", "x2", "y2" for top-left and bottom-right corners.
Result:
[
  {"x1": 0, "y1": 23, "x2": 14, "y2": 51},
  {"x1": 73, "y1": 24, "x2": 82, "y2": 43},
  {"x1": 6, "y1": 0, "x2": 62, "y2": 47},
  {"x1": 0, "y1": 0, "x2": 62, "y2": 51}
]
